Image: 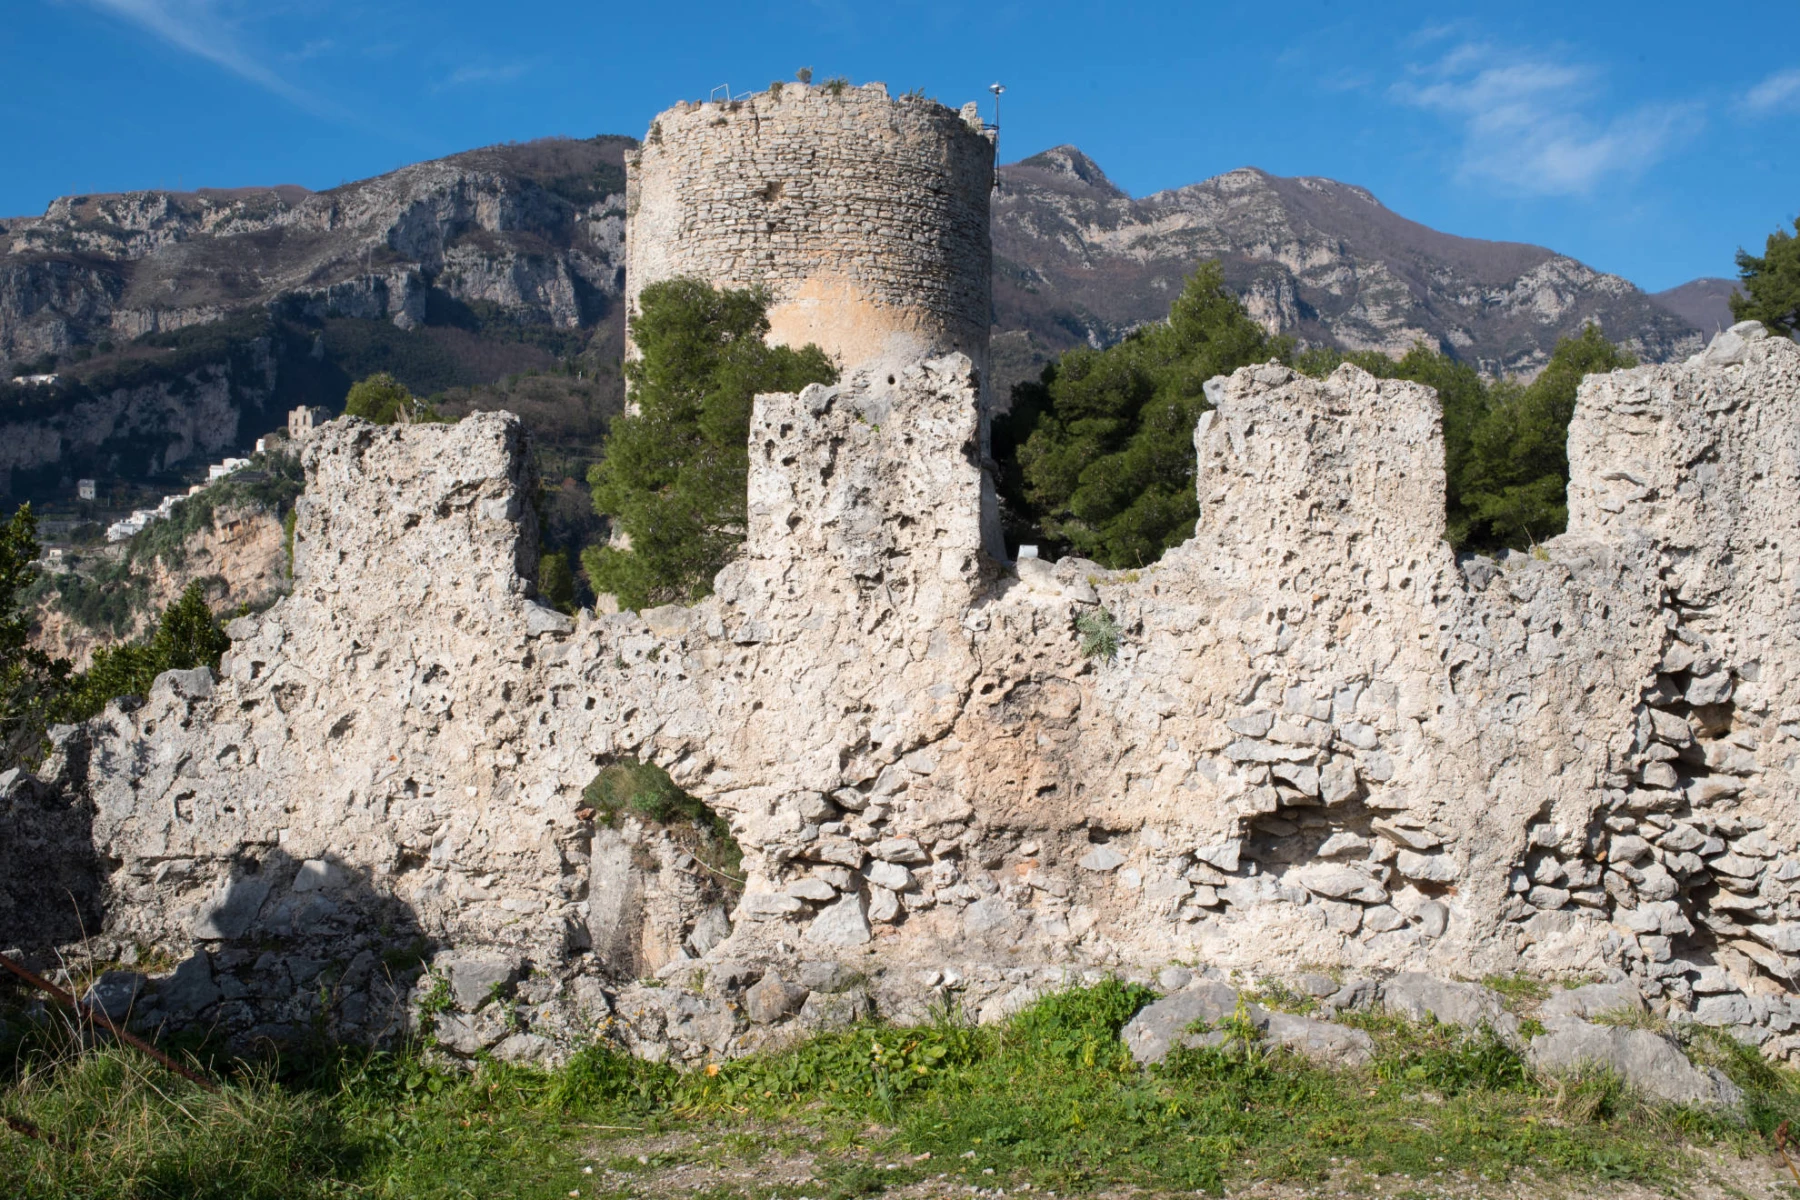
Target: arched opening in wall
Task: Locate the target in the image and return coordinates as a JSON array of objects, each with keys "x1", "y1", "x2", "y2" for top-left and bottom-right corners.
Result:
[
  {"x1": 578, "y1": 758, "x2": 744, "y2": 972},
  {"x1": 580, "y1": 759, "x2": 742, "y2": 895}
]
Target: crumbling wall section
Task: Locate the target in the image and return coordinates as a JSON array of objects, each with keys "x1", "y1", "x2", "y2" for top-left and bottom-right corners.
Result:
[{"x1": 15, "y1": 336, "x2": 1800, "y2": 1062}]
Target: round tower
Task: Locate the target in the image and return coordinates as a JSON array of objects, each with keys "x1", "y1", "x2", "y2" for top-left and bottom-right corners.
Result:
[{"x1": 625, "y1": 81, "x2": 994, "y2": 388}]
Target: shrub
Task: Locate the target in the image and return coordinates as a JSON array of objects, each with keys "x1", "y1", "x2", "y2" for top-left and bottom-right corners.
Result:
[
  {"x1": 537, "y1": 550, "x2": 575, "y2": 613},
  {"x1": 583, "y1": 279, "x2": 835, "y2": 609},
  {"x1": 580, "y1": 759, "x2": 743, "y2": 885},
  {"x1": 0, "y1": 505, "x2": 73, "y2": 768},
  {"x1": 1006, "y1": 978, "x2": 1154, "y2": 1071},
  {"x1": 343, "y1": 372, "x2": 441, "y2": 425},
  {"x1": 61, "y1": 582, "x2": 232, "y2": 719}
]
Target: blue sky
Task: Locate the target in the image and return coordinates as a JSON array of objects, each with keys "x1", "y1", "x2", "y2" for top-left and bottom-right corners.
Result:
[{"x1": 3, "y1": 0, "x2": 1795, "y2": 292}]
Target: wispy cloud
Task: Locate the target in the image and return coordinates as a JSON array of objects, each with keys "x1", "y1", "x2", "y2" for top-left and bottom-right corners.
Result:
[
  {"x1": 439, "y1": 61, "x2": 530, "y2": 90},
  {"x1": 1744, "y1": 67, "x2": 1800, "y2": 114},
  {"x1": 80, "y1": 0, "x2": 320, "y2": 110},
  {"x1": 1393, "y1": 42, "x2": 1701, "y2": 196},
  {"x1": 289, "y1": 37, "x2": 335, "y2": 62}
]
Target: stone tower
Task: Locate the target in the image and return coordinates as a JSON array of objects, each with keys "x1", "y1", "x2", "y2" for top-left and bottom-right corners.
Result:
[{"x1": 625, "y1": 82, "x2": 995, "y2": 392}]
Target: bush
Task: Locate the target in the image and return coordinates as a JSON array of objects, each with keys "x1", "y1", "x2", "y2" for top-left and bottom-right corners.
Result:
[
  {"x1": 536, "y1": 550, "x2": 575, "y2": 613},
  {"x1": 343, "y1": 372, "x2": 441, "y2": 425},
  {"x1": 579, "y1": 759, "x2": 743, "y2": 886},
  {"x1": 0, "y1": 506, "x2": 73, "y2": 768},
  {"x1": 995, "y1": 262, "x2": 1287, "y2": 567},
  {"x1": 583, "y1": 279, "x2": 835, "y2": 609},
  {"x1": 1007, "y1": 979, "x2": 1154, "y2": 1070},
  {"x1": 61, "y1": 582, "x2": 232, "y2": 719}
]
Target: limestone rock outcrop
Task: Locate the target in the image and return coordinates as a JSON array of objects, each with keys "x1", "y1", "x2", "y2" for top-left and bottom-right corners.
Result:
[
  {"x1": 991, "y1": 151, "x2": 1705, "y2": 390},
  {"x1": 10, "y1": 328, "x2": 1800, "y2": 1066}
]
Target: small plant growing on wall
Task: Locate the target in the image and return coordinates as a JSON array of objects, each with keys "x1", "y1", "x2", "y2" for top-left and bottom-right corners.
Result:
[
  {"x1": 824, "y1": 76, "x2": 849, "y2": 97},
  {"x1": 579, "y1": 758, "x2": 743, "y2": 895},
  {"x1": 795, "y1": 67, "x2": 813, "y2": 84},
  {"x1": 1076, "y1": 608, "x2": 1121, "y2": 663},
  {"x1": 769, "y1": 80, "x2": 783, "y2": 99}
]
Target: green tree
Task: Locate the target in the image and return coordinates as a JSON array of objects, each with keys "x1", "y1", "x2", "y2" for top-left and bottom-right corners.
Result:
[
  {"x1": 584, "y1": 279, "x2": 837, "y2": 609},
  {"x1": 344, "y1": 372, "x2": 437, "y2": 425},
  {"x1": 537, "y1": 550, "x2": 576, "y2": 614},
  {"x1": 0, "y1": 505, "x2": 72, "y2": 768},
  {"x1": 149, "y1": 581, "x2": 232, "y2": 671},
  {"x1": 995, "y1": 262, "x2": 1287, "y2": 567},
  {"x1": 1732, "y1": 218, "x2": 1800, "y2": 337},
  {"x1": 64, "y1": 582, "x2": 231, "y2": 719},
  {"x1": 1458, "y1": 324, "x2": 1635, "y2": 550}
]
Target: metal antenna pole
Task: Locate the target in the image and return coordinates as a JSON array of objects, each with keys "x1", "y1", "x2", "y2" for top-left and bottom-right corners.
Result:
[{"x1": 988, "y1": 83, "x2": 1006, "y2": 193}]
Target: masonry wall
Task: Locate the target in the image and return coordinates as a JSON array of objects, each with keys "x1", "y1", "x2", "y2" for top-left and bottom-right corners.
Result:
[{"x1": 15, "y1": 333, "x2": 1800, "y2": 1065}]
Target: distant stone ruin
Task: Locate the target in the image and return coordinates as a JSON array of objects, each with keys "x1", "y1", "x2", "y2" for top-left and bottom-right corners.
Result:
[{"x1": 7, "y1": 88, "x2": 1800, "y2": 1073}]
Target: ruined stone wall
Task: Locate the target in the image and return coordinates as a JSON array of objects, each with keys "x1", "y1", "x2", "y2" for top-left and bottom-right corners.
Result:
[
  {"x1": 625, "y1": 84, "x2": 994, "y2": 384},
  {"x1": 15, "y1": 331, "x2": 1800, "y2": 1064}
]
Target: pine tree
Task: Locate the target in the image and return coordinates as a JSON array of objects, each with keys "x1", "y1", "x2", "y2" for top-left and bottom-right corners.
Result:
[
  {"x1": 584, "y1": 279, "x2": 836, "y2": 609},
  {"x1": 1732, "y1": 218, "x2": 1800, "y2": 338},
  {"x1": 995, "y1": 262, "x2": 1287, "y2": 567}
]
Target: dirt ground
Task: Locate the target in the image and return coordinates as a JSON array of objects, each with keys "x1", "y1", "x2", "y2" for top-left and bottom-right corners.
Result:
[{"x1": 576, "y1": 1123, "x2": 1800, "y2": 1200}]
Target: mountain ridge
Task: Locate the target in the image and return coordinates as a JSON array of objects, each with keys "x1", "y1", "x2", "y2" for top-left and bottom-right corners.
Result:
[
  {"x1": 989, "y1": 144, "x2": 1706, "y2": 393},
  {"x1": 0, "y1": 134, "x2": 1727, "y2": 510}
]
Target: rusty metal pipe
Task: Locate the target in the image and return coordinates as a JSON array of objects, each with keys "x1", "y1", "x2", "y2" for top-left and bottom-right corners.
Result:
[{"x1": 0, "y1": 952, "x2": 219, "y2": 1094}]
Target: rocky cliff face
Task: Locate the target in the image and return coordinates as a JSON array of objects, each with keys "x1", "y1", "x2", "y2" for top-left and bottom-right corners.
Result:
[
  {"x1": 0, "y1": 139, "x2": 631, "y2": 507},
  {"x1": 991, "y1": 148, "x2": 1705, "y2": 390},
  {"x1": 0, "y1": 139, "x2": 631, "y2": 364},
  {"x1": 13, "y1": 328, "x2": 1800, "y2": 1065},
  {"x1": 30, "y1": 501, "x2": 288, "y2": 669}
]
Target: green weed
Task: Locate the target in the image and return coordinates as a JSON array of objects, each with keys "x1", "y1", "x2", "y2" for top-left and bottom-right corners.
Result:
[
  {"x1": 0, "y1": 981, "x2": 1785, "y2": 1197},
  {"x1": 1074, "y1": 607, "x2": 1121, "y2": 662}
]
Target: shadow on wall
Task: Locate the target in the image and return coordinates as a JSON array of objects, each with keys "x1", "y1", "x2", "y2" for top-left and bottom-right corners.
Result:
[
  {"x1": 0, "y1": 729, "x2": 103, "y2": 954},
  {"x1": 1, "y1": 745, "x2": 437, "y2": 1054}
]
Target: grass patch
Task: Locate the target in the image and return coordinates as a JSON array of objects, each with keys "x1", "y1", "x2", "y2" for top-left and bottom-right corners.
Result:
[
  {"x1": 1479, "y1": 972, "x2": 1552, "y2": 1011},
  {"x1": 1243, "y1": 978, "x2": 1320, "y2": 1016},
  {"x1": 3, "y1": 980, "x2": 1793, "y2": 1197}
]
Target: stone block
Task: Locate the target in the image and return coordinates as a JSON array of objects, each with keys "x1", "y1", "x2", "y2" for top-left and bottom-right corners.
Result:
[
  {"x1": 447, "y1": 957, "x2": 515, "y2": 1011},
  {"x1": 1078, "y1": 846, "x2": 1125, "y2": 872},
  {"x1": 1381, "y1": 973, "x2": 1516, "y2": 1040},
  {"x1": 192, "y1": 876, "x2": 272, "y2": 940},
  {"x1": 870, "y1": 838, "x2": 928, "y2": 864},
  {"x1": 786, "y1": 877, "x2": 838, "y2": 902},
  {"x1": 743, "y1": 973, "x2": 807, "y2": 1024},
  {"x1": 83, "y1": 971, "x2": 146, "y2": 1022},
  {"x1": 1394, "y1": 850, "x2": 1458, "y2": 883},
  {"x1": 1529, "y1": 1020, "x2": 1740, "y2": 1107},
  {"x1": 803, "y1": 895, "x2": 871, "y2": 947}
]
